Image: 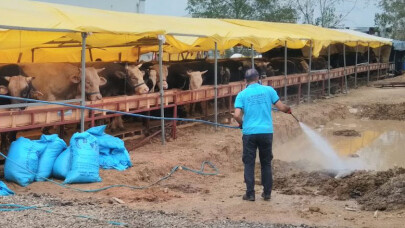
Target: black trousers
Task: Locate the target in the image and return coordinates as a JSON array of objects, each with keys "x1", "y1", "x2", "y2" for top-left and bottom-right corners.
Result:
[{"x1": 242, "y1": 133, "x2": 273, "y2": 197}]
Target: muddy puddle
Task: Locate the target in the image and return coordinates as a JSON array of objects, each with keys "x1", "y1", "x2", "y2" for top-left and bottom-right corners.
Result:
[
  {"x1": 274, "y1": 118, "x2": 405, "y2": 171},
  {"x1": 271, "y1": 118, "x2": 405, "y2": 211}
]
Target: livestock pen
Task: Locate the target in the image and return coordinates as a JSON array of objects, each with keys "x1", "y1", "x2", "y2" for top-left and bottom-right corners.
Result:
[
  {"x1": 0, "y1": 0, "x2": 395, "y2": 151},
  {"x1": 0, "y1": 62, "x2": 393, "y2": 141}
]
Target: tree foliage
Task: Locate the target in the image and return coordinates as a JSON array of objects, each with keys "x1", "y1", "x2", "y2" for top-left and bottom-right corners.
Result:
[
  {"x1": 186, "y1": 0, "x2": 298, "y2": 23},
  {"x1": 375, "y1": 0, "x2": 405, "y2": 40},
  {"x1": 253, "y1": 0, "x2": 298, "y2": 22},
  {"x1": 296, "y1": 0, "x2": 356, "y2": 27}
]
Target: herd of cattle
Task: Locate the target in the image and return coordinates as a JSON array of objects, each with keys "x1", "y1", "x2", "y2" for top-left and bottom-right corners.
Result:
[
  {"x1": 0, "y1": 51, "x2": 380, "y2": 154},
  {"x1": 0, "y1": 51, "x2": 376, "y2": 109}
]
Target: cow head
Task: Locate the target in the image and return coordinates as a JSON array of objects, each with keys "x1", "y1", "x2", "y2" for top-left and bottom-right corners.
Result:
[
  {"x1": 150, "y1": 65, "x2": 169, "y2": 90},
  {"x1": 219, "y1": 66, "x2": 231, "y2": 84},
  {"x1": 75, "y1": 67, "x2": 107, "y2": 101},
  {"x1": 4, "y1": 76, "x2": 43, "y2": 103},
  {"x1": 300, "y1": 60, "x2": 309, "y2": 73},
  {"x1": 0, "y1": 85, "x2": 8, "y2": 95},
  {"x1": 159, "y1": 65, "x2": 169, "y2": 90},
  {"x1": 256, "y1": 62, "x2": 271, "y2": 78},
  {"x1": 186, "y1": 70, "x2": 208, "y2": 90},
  {"x1": 127, "y1": 64, "x2": 149, "y2": 95}
]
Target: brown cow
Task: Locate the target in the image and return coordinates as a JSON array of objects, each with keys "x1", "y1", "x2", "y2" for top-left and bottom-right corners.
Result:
[
  {"x1": 0, "y1": 75, "x2": 42, "y2": 157},
  {"x1": 126, "y1": 64, "x2": 149, "y2": 95},
  {"x1": 88, "y1": 62, "x2": 149, "y2": 132},
  {"x1": 20, "y1": 63, "x2": 106, "y2": 101},
  {"x1": 148, "y1": 64, "x2": 169, "y2": 92},
  {"x1": 109, "y1": 64, "x2": 149, "y2": 132},
  {"x1": 4, "y1": 76, "x2": 43, "y2": 103},
  {"x1": 90, "y1": 62, "x2": 149, "y2": 96}
]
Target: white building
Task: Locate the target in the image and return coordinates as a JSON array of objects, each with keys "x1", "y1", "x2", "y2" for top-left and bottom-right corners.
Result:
[{"x1": 31, "y1": 0, "x2": 146, "y2": 13}]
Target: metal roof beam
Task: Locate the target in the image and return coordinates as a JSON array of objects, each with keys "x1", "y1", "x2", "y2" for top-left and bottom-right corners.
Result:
[{"x1": 0, "y1": 25, "x2": 75, "y2": 33}]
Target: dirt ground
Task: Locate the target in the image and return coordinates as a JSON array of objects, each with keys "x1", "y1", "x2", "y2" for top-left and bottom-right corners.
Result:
[{"x1": 2, "y1": 76, "x2": 405, "y2": 227}]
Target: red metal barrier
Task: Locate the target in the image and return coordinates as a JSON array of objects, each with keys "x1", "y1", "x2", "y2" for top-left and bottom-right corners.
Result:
[{"x1": 0, "y1": 63, "x2": 392, "y2": 136}]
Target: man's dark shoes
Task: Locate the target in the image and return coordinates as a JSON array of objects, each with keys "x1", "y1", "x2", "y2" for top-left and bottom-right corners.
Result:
[
  {"x1": 242, "y1": 194, "x2": 255, "y2": 201},
  {"x1": 261, "y1": 192, "x2": 271, "y2": 201}
]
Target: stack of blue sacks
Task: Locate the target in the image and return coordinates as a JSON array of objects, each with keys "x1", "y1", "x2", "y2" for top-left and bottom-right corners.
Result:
[
  {"x1": 86, "y1": 125, "x2": 132, "y2": 171},
  {"x1": 4, "y1": 125, "x2": 132, "y2": 187}
]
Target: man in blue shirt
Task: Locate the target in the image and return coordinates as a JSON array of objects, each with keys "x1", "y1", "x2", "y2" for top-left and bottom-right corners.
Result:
[{"x1": 233, "y1": 68, "x2": 291, "y2": 201}]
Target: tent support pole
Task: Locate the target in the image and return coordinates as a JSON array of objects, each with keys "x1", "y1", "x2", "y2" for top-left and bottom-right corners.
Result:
[
  {"x1": 378, "y1": 43, "x2": 382, "y2": 80},
  {"x1": 284, "y1": 41, "x2": 288, "y2": 102},
  {"x1": 393, "y1": 50, "x2": 397, "y2": 76},
  {"x1": 344, "y1": 44, "x2": 348, "y2": 93},
  {"x1": 158, "y1": 36, "x2": 165, "y2": 145},
  {"x1": 327, "y1": 45, "x2": 331, "y2": 96},
  {"x1": 214, "y1": 42, "x2": 218, "y2": 130},
  {"x1": 355, "y1": 41, "x2": 358, "y2": 88},
  {"x1": 80, "y1": 32, "x2": 87, "y2": 133},
  {"x1": 251, "y1": 44, "x2": 254, "y2": 69},
  {"x1": 31, "y1": 49, "x2": 35, "y2": 63},
  {"x1": 307, "y1": 40, "x2": 312, "y2": 103},
  {"x1": 367, "y1": 43, "x2": 370, "y2": 85},
  {"x1": 137, "y1": 47, "x2": 141, "y2": 61}
]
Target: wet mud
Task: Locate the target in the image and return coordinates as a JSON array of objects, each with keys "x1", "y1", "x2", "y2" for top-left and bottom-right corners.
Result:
[
  {"x1": 332, "y1": 129, "x2": 361, "y2": 137},
  {"x1": 271, "y1": 160, "x2": 405, "y2": 211},
  {"x1": 357, "y1": 102, "x2": 405, "y2": 121}
]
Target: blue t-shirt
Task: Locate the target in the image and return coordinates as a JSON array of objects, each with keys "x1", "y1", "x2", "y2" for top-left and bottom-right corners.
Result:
[{"x1": 234, "y1": 83, "x2": 280, "y2": 135}]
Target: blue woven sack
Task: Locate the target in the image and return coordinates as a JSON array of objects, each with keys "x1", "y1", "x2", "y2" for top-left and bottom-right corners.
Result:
[
  {"x1": 64, "y1": 132, "x2": 101, "y2": 184},
  {"x1": 4, "y1": 137, "x2": 47, "y2": 186},
  {"x1": 36, "y1": 134, "x2": 67, "y2": 181},
  {"x1": 52, "y1": 147, "x2": 71, "y2": 180},
  {"x1": 87, "y1": 125, "x2": 132, "y2": 171}
]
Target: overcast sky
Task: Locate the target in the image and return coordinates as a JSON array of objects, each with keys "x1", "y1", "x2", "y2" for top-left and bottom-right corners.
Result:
[
  {"x1": 144, "y1": 0, "x2": 381, "y2": 27},
  {"x1": 34, "y1": 0, "x2": 381, "y2": 27}
]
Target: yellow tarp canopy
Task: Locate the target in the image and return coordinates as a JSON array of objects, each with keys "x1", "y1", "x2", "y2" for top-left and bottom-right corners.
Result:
[
  {"x1": 223, "y1": 19, "x2": 392, "y2": 57},
  {"x1": 0, "y1": 0, "x2": 392, "y2": 63}
]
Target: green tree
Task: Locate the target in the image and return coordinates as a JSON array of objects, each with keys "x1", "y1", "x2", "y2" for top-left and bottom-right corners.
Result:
[
  {"x1": 375, "y1": 0, "x2": 405, "y2": 40},
  {"x1": 296, "y1": 0, "x2": 357, "y2": 27},
  {"x1": 253, "y1": 0, "x2": 298, "y2": 22},
  {"x1": 186, "y1": 0, "x2": 298, "y2": 22}
]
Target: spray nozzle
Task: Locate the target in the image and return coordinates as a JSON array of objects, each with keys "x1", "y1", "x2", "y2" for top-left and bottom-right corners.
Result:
[{"x1": 291, "y1": 113, "x2": 299, "y2": 123}]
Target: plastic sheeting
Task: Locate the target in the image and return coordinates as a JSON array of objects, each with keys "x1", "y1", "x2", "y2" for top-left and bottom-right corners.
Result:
[
  {"x1": 0, "y1": 0, "x2": 392, "y2": 63},
  {"x1": 0, "y1": 181, "x2": 14, "y2": 196},
  {"x1": 334, "y1": 29, "x2": 393, "y2": 44},
  {"x1": 225, "y1": 20, "x2": 392, "y2": 57},
  {"x1": 393, "y1": 40, "x2": 405, "y2": 51},
  {"x1": 0, "y1": 0, "x2": 292, "y2": 60}
]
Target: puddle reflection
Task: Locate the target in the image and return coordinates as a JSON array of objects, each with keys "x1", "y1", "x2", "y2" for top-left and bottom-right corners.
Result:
[{"x1": 350, "y1": 131, "x2": 405, "y2": 170}]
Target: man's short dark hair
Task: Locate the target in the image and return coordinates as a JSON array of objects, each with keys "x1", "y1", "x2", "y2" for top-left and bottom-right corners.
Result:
[
  {"x1": 245, "y1": 69, "x2": 259, "y2": 82},
  {"x1": 246, "y1": 75, "x2": 259, "y2": 82}
]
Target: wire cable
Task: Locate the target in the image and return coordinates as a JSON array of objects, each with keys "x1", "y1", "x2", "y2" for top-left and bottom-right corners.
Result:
[{"x1": 0, "y1": 94, "x2": 240, "y2": 129}]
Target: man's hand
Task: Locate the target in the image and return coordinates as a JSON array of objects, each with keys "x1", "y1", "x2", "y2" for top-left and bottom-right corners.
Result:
[{"x1": 274, "y1": 100, "x2": 291, "y2": 114}]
